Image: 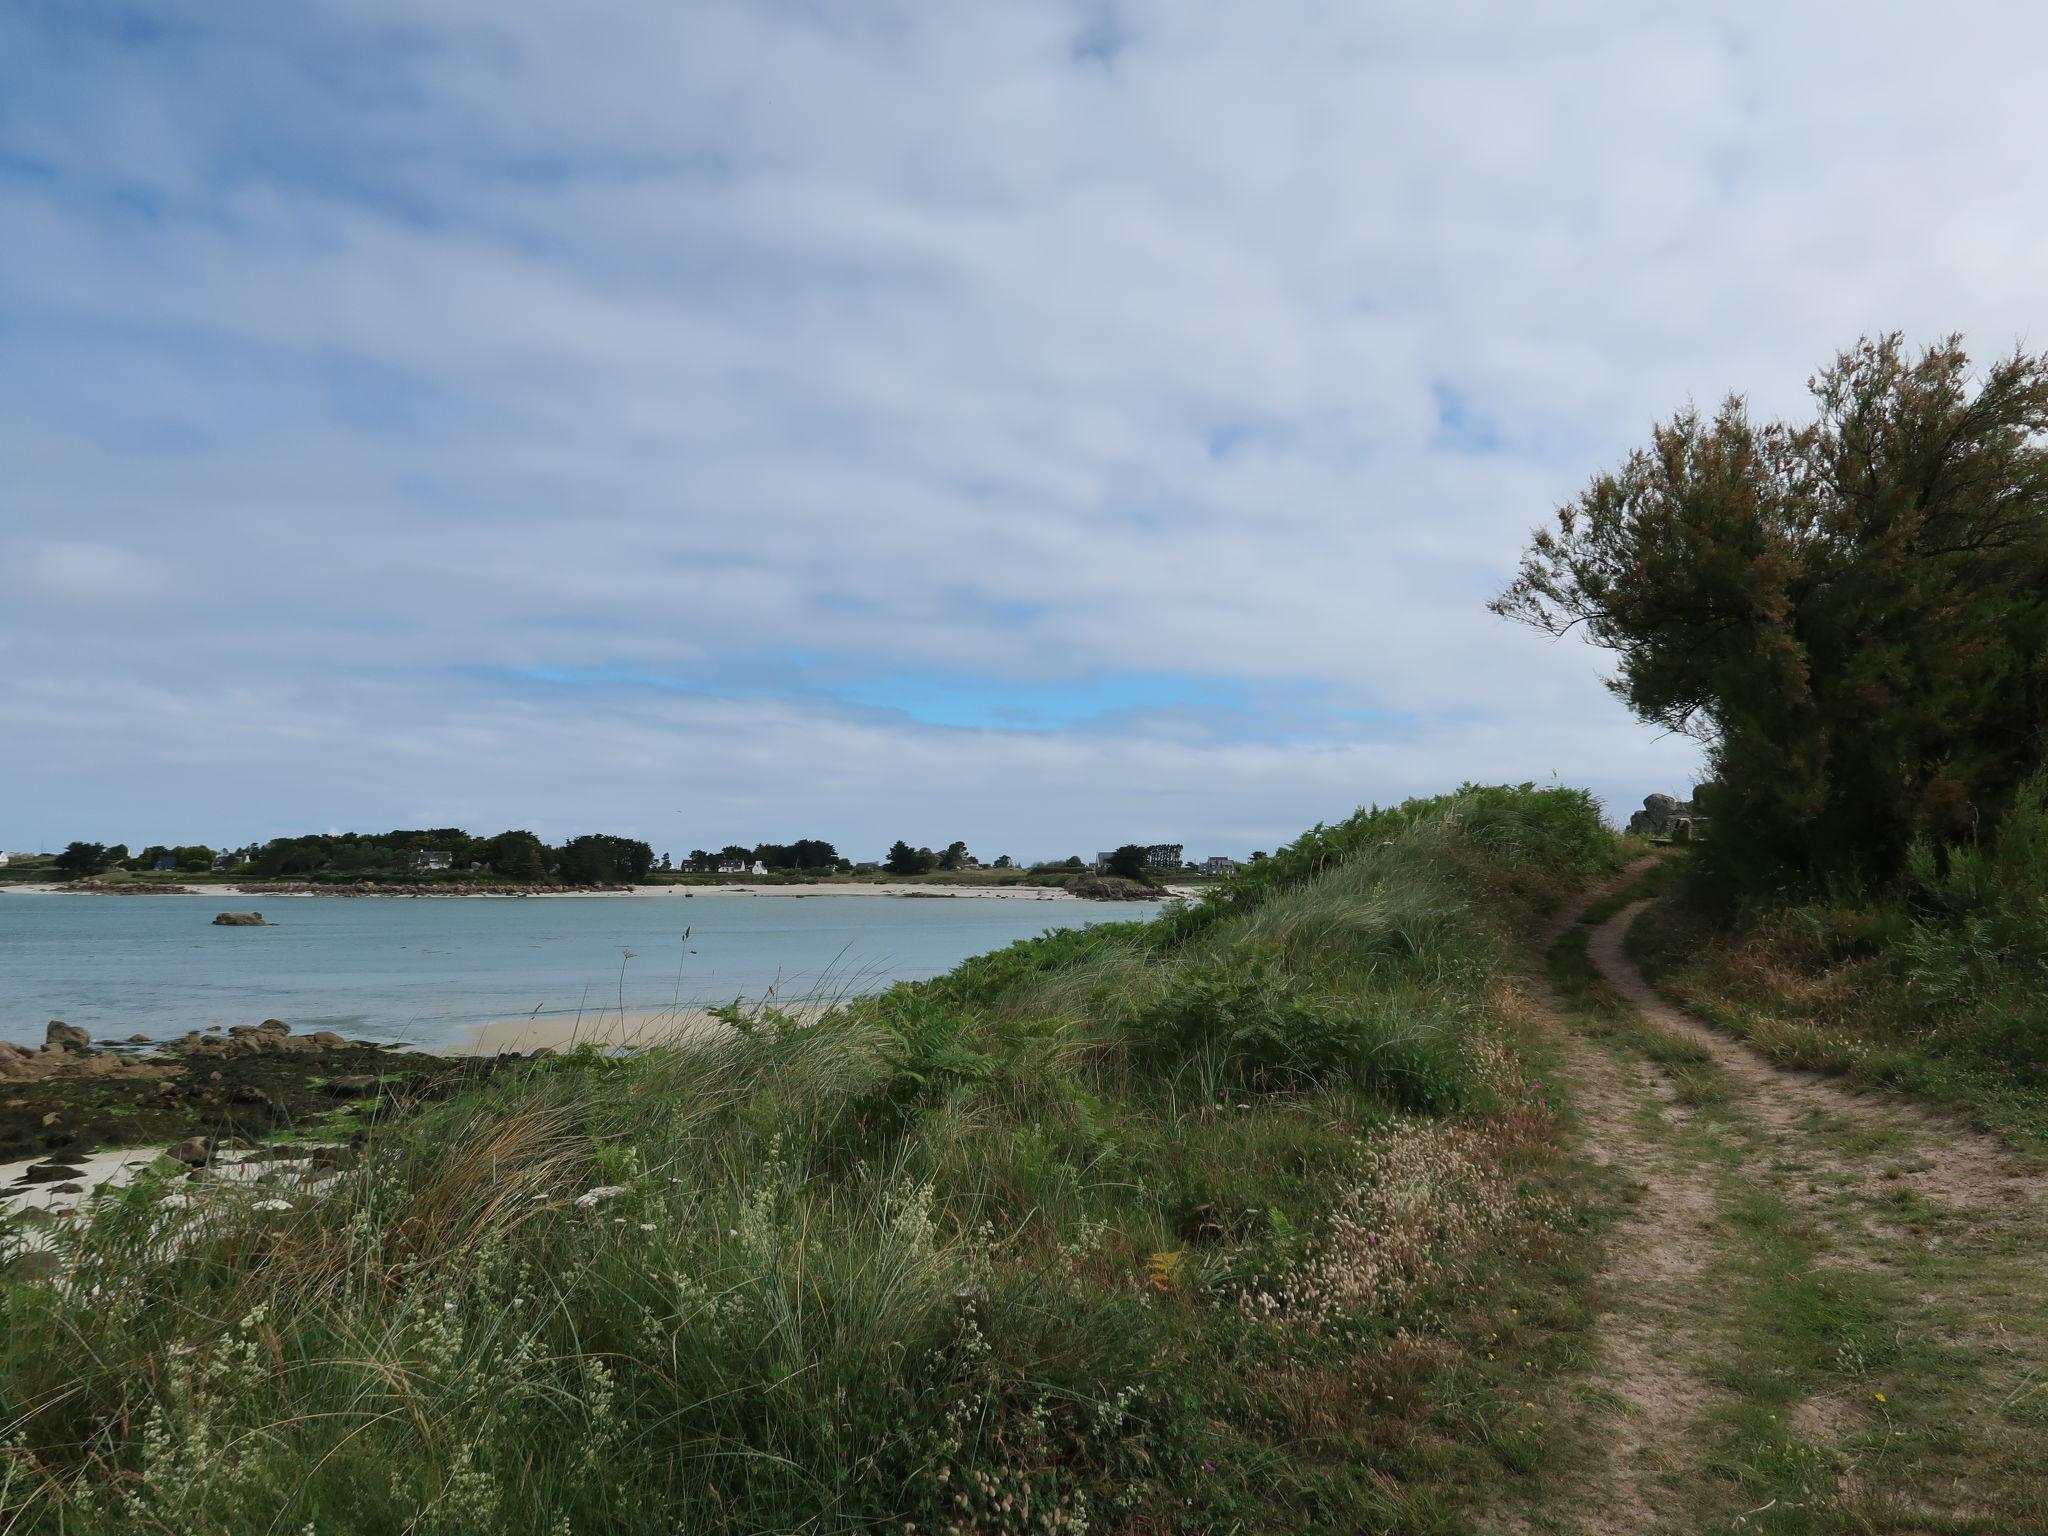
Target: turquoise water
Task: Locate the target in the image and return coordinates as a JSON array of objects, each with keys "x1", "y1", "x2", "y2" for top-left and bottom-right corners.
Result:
[{"x1": 0, "y1": 892, "x2": 1160, "y2": 1050}]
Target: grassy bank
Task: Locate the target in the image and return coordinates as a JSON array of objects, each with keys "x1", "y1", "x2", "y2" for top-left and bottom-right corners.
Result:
[
  {"x1": 1628, "y1": 784, "x2": 2048, "y2": 1152},
  {"x1": 0, "y1": 785, "x2": 1623, "y2": 1534}
]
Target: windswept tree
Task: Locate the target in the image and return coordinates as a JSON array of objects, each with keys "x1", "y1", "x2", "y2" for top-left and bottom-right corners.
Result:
[
  {"x1": 557, "y1": 834, "x2": 655, "y2": 885},
  {"x1": 53, "y1": 842, "x2": 110, "y2": 878},
  {"x1": 1495, "y1": 334, "x2": 2048, "y2": 890},
  {"x1": 487, "y1": 830, "x2": 547, "y2": 881},
  {"x1": 884, "y1": 840, "x2": 934, "y2": 875},
  {"x1": 1106, "y1": 844, "x2": 1152, "y2": 881}
]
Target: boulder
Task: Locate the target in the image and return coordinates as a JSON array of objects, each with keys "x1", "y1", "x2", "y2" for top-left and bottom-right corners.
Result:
[
  {"x1": 211, "y1": 912, "x2": 268, "y2": 927},
  {"x1": 324, "y1": 1074, "x2": 379, "y2": 1096},
  {"x1": 168, "y1": 1136, "x2": 210, "y2": 1167},
  {"x1": 230, "y1": 1084, "x2": 272, "y2": 1106},
  {"x1": 44, "y1": 1021, "x2": 91, "y2": 1053}
]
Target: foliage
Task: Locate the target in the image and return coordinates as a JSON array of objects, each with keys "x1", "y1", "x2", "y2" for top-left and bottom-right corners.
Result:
[
  {"x1": 1105, "y1": 844, "x2": 1151, "y2": 880},
  {"x1": 749, "y1": 839, "x2": 840, "y2": 871},
  {"x1": 884, "y1": 839, "x2": 936, "y2": 875},
  {"x1": 1634, "y1": 800, "x2": 2048, "y2": 1147},
  {"x1": 1497, "y1": 333, "x2": 2048, "y2": 895},
  {"x1": 51, "y1": 842, "x2": 109, "y2": 877},
  {"x1": 0, "y1": 784, "x2": 1625, "y2": 1533},
  {"x1": 555, "y1": 833, "x2": 655, "y2": 885}
]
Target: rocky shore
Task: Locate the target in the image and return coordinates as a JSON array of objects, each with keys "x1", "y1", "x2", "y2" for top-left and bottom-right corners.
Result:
[{"x1": 0, "y1": 1018, "x2": 526, "y2": 1167}]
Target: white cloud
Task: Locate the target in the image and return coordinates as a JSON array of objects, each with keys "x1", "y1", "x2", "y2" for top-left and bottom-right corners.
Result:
[{"x1": 10, "y1": 1, "x2": 2041, "y2": 850}]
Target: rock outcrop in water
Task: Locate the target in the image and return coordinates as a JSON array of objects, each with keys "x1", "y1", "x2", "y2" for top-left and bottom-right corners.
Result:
[
  {"x1": 212, "y1": 911, "x2": 268, "y2": 926},
  {"x1": 168, "y1": 1019, "x2": 349, "y2": 1057}
]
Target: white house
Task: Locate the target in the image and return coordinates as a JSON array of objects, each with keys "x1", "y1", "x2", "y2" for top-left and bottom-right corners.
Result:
[
  {"x1": 1202, "y1": 856, "x2": 1236, "y2": 875},
  {"x1": 412, "y1": 850, "x2": 453, "y2": 872}
]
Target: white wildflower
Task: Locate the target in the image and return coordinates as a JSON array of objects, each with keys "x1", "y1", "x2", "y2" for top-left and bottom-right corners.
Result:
[
  {"x1": 573, "y1": 1185, "x2": 628, "y2": 1210},
  {"x1": 251, "y1": 1198, "x2": 293, "y2": 1213}
]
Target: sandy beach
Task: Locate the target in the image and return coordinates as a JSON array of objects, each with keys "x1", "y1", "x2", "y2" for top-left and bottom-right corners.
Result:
[{"x1": 451, "y1": 1007, "x2": 755, "y2": 1057}]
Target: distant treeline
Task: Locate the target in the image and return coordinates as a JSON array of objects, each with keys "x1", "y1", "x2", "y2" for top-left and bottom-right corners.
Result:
[
  {"x1": 39, "y1": 829, "x2": 869, "y2": 885},
  {"x1": 243, "y1": 829, "x2": 659, "y2": 884},
  {"x1": 46, "y1": 830, "x2": 656, "y2": 885}
]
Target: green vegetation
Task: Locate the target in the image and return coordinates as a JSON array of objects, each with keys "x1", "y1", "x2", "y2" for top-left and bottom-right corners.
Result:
[
  {"x1": 1104, "y1": 843, "x2": 1151, "y2": 880},
  {"x1": 1497, "y1": 332, "x2": 2048, "y2": 897},
  {"x1": 240, "y1": 828, "x2": 655, "y2": 885},
  {"x1": 0, "y1": 785, "x2": 1625, "y2": 1533},
  {"x1": 1490, "y1": 327, "x2": 2048, "y2": 1149},
  {"x1": 1630, "y1": 782, "x2": 2048, "y2": 1151},
  {"x1": 1539, "y1": 878, "x2": 2048, "y2": 1532}
]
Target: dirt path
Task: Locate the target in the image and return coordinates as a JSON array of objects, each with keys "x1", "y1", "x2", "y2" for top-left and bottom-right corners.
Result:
[
  {"x1": 1590, "y1": 899, "x2": 2038, "y2": 1219},
  {"x1": 1511, "y1": 870, "x2": 2048, "y2": 1534}
]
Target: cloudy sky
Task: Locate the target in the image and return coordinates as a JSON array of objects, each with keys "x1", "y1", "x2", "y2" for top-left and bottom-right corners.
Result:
[{"x1": 3, "y1": 2, "x2": 2041, "y2": 860}]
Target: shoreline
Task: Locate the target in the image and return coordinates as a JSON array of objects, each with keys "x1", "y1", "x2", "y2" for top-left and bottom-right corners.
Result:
[
  {"x1": 0, "y1": 879, "x2": 1190, "y2": 903},
  {"x1": 447, "y1": 1006, "x2": 762, "y2": 1057}
]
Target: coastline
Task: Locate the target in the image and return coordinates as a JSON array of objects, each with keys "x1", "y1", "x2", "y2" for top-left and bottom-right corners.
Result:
[
  {"x1": 448, "y1": 1007, "x2": 760, "y2": 1057},
  {"x1": 0, "y1": 879, "x2": 1193, "y2": 902}
]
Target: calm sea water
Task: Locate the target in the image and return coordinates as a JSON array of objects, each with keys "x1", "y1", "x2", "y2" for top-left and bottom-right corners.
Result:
[{"x1": 0, "y1": 892, "x2": 1161, "y2": 1049}]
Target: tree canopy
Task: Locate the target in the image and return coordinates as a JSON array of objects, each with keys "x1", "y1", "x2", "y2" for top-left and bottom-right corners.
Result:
[
  {"x1": 885, "y1": 840, "x2": 936, "y2": 875},
  {"x1": 53, "y1": 842, "x2": 110, "y2": 877},
  {"x1": 1495, "y1": 334, "x2": 2048, "y2": 889},
  {"x1": 1105, "y1": 844, "x2": 1152, "y2": 880}
]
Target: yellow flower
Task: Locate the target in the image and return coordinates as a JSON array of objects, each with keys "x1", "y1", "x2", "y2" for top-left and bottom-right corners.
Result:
[{"x1": 1874, "y1": 1392, "x2": 1887, "y2": 1403}]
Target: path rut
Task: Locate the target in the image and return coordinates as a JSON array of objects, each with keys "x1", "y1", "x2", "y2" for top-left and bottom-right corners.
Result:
[{"x1": 1511, "y1": 867, "x2": 2048, "y2": 1534}]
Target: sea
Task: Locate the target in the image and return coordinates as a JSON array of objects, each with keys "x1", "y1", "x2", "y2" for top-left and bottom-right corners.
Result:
[{"x1": 0, "y1": 891, "x2": 1162, "y2": 1050}]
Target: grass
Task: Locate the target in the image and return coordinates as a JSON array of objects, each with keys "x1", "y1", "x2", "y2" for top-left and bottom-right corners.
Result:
[
  {"x1": 1627, "y1": 852, "x2": 2048, "y2": 1153},
  {"x1": 1538, "y1": 856, "x2": 2048, "y2": 1533},
  {"x1": 0, "y1": 785, "x2": 1630, "y2": 1535}
]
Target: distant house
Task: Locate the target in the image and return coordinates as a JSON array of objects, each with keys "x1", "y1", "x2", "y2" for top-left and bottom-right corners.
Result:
[
  {"x1": 750, "y1": 860, "x2": 769, "y2": 875},
  {"x1": 854, "y1": 861, "x2": 881, "y2": 873},
  {"x1": 412, "y1": 850, "x2": 453, "y2": 872},
  {"x1": 0, "y1": 852, "x2": 9, "y2": 867},
  {"x1": 152, "y1": 854, "x2": 178, "y2": 872},
  {"x1": 1202, "y1": 856, "x2": 1236, "y2": 875},
  {"x1": 717, "y1": 857, "x2": 747, "y2": 874},
  {"x1": 211, "y1": 851, "x2": 236, "y2": 872}
]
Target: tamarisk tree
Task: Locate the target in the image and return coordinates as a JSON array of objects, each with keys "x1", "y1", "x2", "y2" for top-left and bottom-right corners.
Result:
[{"x1": 1494, "y1": 334, "x2": 2048, "y2": 890}]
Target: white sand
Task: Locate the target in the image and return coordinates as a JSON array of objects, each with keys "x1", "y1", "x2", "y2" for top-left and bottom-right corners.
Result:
[
  {"x1": 454, "y1": 1008, "x2": 743, "y2": 1057},
  {"x1": 2, "y1": 1143, "x2": 347, "y2": 1260}
]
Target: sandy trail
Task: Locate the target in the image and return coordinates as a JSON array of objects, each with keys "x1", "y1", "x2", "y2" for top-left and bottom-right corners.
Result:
[
  {"x1": 1505, "y1": 865, "x2": 2046, "y2": 1533},
  {"x1": 1521, "y1": 865, "x2": 1734, "y2": 1533},
  {"x1": 1590, "y1": 898, "x2": 2037, "y2": 1218}
]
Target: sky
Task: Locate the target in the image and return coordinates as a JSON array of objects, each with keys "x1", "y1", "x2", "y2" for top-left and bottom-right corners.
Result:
[{"x1": 3, "y1": 2, "x2": 2044, "y2": 862}]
